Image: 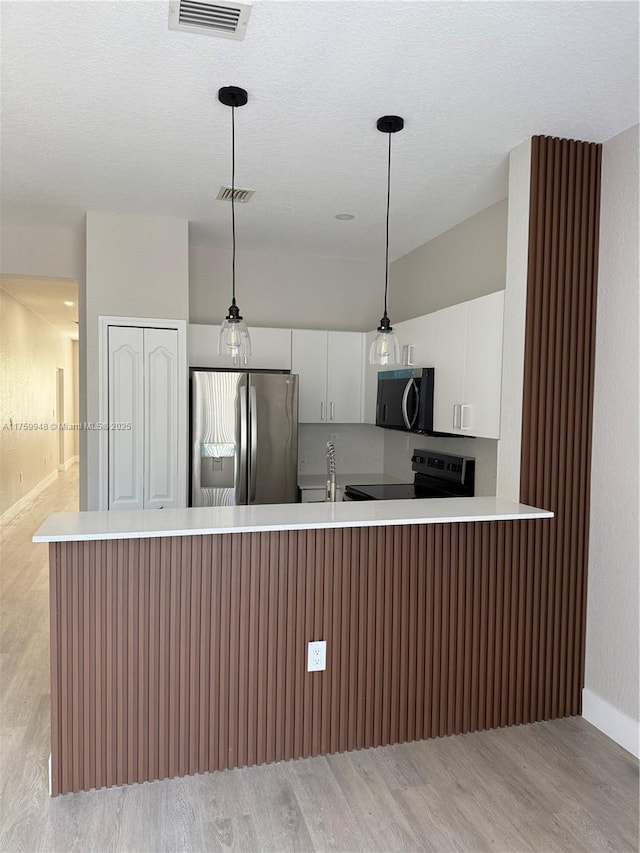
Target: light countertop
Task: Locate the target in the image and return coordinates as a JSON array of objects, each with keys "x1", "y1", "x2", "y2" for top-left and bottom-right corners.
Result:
[{"x1": 33, "y1": 497, "x2": 553, "y2": 543}]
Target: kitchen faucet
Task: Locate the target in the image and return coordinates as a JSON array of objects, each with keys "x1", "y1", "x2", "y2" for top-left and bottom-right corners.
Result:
[{"x1": 326, "y1": 441, "x2": 337, "y2": 502}]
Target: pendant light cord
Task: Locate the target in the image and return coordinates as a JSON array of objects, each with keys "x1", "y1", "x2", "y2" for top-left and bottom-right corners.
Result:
[
  {"x1": 384, "y1": 130, "x2": 391, "y2": 319},
  {"x1": 231, "y1": 104, "x2": 236, "y2": 306}
]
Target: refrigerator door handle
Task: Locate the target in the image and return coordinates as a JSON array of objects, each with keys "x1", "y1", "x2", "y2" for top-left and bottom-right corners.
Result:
[
  {"x1": 249, "y1": 385, "x2": 258, "y2": 502},
  {"x1": 237, "y1": 388, "x2": 248, "y2": 504}
]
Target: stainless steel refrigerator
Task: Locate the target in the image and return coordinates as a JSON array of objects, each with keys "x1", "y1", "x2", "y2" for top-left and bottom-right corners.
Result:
[{"x1": 190, "y1": 370, "x2": 299, "y2": 507}]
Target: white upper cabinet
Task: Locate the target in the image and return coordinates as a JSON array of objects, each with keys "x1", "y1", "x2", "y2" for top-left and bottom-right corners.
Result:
[
  {"x1": 188, "y1": 324, "x2": 292, "y2": 370},
  {"x1": 432, "y1": 291, "x2": 504, "y2": 438},
  {"x1": 394, "y1": 312, "x2": 438, "y2": 368},
  {"x1": 463, "y1": 291, "x2": 504, "y2": 439},
  {"x1": 292, "y1": 329, "x2": 328, "y2": 422},
  {"x1": 292, "y1": 330, "x2": 364, "y2": 423},
  {"x1": 432, "y1": 302, "x2": 467, "y2": 434},
  {"x1": 327, "y1": 332, "x2": 363, "y2": 423}
]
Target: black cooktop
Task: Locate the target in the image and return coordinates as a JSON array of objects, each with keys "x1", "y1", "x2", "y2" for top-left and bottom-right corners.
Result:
[
  {"x1": 344, "y1": 483, "x2": 447, "y2": 501},
  {"x1": 344, "y1": 450, "x2": 475, "y2": 502}
]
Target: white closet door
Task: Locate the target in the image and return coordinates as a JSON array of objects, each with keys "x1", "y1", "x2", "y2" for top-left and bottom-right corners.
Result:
[
  {"x1": 144, "y1": 327, "x2": 179, "y2": 509},
  {"x1": 108, "y1": 326, "x2": 144, "y2": 510}
]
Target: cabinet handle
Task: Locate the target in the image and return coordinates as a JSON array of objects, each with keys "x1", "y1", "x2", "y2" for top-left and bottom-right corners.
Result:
[
  {"x1": 403, "y1": 344, "x2": 415, "y2": 366},
  {"x1": 330, "y1": 402, "x2": 335, "y2": 421},
  {"x1": 320, "y1": 401, "x2": 325, "y2": 421},
  {"x1": 453, "y1": 404, "x2": 461, "y2": 429},
  {"x1": 460, "y1": 404, "x2": 472, "y2": 430}
]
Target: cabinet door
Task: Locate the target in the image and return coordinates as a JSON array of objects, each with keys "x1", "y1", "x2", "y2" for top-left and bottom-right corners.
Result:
[
  {"x1": 362, "y1": 330, "x2": 379, "y2": 424},
  {"x1": 394, "y1": 313, "x2": 437, "y2": 367},
  {"x1": 246, "y1": 327, "x2": 292, "y2": 370},
  {"x1": 108, "y1": 326, "x2": 144, "y2": 510},
  {"x1": 463, "y1": 291, "x2": 504, "y2": 439},
  {"x1": 432, "y1": 303, "x2": 466, "y2": 434},
  {"x1": 291, "y1": 330, "x2": 329, "y2": 423},
  {"x1": 144, "y1": 328, "x2": 180, "y2": 508},
  {"x1": 327, "y1": 331, "x2": 363, "y2": 423}
]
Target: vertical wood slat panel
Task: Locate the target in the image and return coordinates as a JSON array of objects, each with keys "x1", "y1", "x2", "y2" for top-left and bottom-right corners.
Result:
[{"x1": 520, "y1": 135, "x2": 601, "y2": 724}]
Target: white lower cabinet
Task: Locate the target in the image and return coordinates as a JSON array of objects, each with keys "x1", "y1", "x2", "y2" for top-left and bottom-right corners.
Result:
[
  {"x1": 299, "y1": 486, "x2": 343, "y2": 503},
  {"x1": 108, "y1": 324, "x2": 183, "y2": 510},
  {"x1": 292, "y1": 330, "x2": 363, "y2": 423}
]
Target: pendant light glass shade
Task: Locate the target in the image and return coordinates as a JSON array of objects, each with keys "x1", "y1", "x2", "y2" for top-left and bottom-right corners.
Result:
[
  {"x1": 369, "y1": 320, "x2": 400, "y2": 367},
  {"x1": 369, "y1": 115, "x2": 404, "y2": 367},
  {"x1": 217, "y1": 86, "x2": 251, "y2": 363},
  {"x1": 218, "y1": 302, "x2": 251, "y2": 364}
]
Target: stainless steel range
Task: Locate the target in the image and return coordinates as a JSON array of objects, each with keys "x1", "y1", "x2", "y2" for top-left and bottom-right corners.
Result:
[{"x1": 344, "y1": 450, "x2": 475, "y2": 501}]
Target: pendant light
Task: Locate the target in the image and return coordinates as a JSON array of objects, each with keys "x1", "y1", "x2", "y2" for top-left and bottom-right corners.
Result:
[
  {"x1": 217, "y1": 86, "x2": 251, "y2": 365},
  {"x1": 369, "y1": 115, "x2": 403, "y2": 367}
]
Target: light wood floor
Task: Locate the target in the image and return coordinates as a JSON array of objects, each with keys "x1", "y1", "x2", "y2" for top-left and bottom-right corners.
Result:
[{"x1": 0, "y1": 467, "x2": 638, "y2": 853}]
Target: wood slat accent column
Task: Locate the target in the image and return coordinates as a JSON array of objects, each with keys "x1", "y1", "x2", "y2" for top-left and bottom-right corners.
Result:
[
  {"x1": 48, "y1": 135, "x2": 602, "y2": 796},
  {"x1": 520, "y1": 135, "x2": 601, "y2": 719}
]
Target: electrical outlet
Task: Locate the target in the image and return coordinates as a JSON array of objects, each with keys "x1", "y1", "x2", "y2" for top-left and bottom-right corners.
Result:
[
  {"x1": 307, "y1": 640, "x2": 326, "y2": 672},
  {"x1": 299, "y1": 459, "x2": 307, "y2": 471}
]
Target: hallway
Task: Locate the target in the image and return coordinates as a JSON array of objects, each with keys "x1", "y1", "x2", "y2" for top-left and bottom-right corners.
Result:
[{"x1": 0, "y1": 467, "x2": 638, "y2": 852}]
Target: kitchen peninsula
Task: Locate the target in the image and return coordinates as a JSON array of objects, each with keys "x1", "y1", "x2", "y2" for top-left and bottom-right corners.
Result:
[{"x1": 36, "y1": 498, "x2": 552, "y2": 796}]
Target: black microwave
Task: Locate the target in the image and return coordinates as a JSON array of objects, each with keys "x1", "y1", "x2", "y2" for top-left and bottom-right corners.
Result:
[{"x1": 376, "y1": 367, "x2": 449, "y2": 435}]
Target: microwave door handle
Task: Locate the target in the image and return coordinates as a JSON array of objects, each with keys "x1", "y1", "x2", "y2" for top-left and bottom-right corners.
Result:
[
  {"x1": 401, "y1": 378, "x2": 414, "y2": 429},
  {"x1": 409, "y1": 380, "x2": 419, "y2": 428}
]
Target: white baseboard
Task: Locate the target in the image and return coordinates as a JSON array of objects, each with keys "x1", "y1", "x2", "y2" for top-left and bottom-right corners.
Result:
[
  {"x1": 0, "y1": 470, "x2": 59, "y2": 527},
  {"x1": 582, "y1": 688, "x2": 640, "y2": 758},
  {"x1": 63, "y1": 455, "x2": 79, "y2": 471}
]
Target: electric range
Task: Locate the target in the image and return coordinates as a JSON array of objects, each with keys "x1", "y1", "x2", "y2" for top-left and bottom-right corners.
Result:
[{"x1": 344, "y1": 450, "x2": 475, "y2": 501}]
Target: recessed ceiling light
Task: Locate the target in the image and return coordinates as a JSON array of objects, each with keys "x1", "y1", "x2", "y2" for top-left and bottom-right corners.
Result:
[
  {"x1": 335, "y1": 213, "x2": 355, "y2": 221},
  {"x1": 64, "y1": 300, "x2": 74, "y2": 306}
]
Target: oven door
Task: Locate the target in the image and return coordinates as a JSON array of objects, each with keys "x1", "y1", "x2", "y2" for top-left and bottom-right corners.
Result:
[{"x1": 376, "y1": 375, "x2": 420, "y2": 431}]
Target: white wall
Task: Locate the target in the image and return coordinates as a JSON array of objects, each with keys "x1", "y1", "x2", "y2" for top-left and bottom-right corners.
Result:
[
  {"x1": 190, "y1": 245, "x2": 379, "y2": 332},
  {"x1": 0, "y1": 221, "x2": 84, "y2": 281},
  {"x1": 0, "y1": 288, "x2": 77, "y2": 516},
  {"x1": 389, "y1": 199, "x2": 508, "y2": 323},
  {"x1": 496, "y1": 140, "x2": 532, "y2": 501},
  {"x1": 85, "y1": 211, "x2": 189, "y2": 509},
  {"x1": 584, "y1": 125, "x2": 639, "y2": 741}
]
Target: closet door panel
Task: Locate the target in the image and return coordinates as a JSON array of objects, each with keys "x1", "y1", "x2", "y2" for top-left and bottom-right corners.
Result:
[
  {"x1": 144, "y1": 328, "x2": 180, "y2": 508},
  {"x1": 108, "y1": 326, "x2": 144, "y2": 510}
]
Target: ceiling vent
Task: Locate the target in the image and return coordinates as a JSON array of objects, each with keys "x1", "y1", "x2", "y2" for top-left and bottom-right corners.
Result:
[
  {"x1": 168, "y1": 1, "x2": 251, "y2": 41},
  {"x1": 216, "y1": 186, "x2": 255, "y2": 203}
]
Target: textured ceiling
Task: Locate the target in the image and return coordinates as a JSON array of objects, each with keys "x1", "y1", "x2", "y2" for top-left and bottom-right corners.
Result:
[
  {"x1": 1, "y1": 1, "x2": 637, "y2": 261},
  {"x1": 0, "y1": 276, "x2": 79, "y2": 340}
]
